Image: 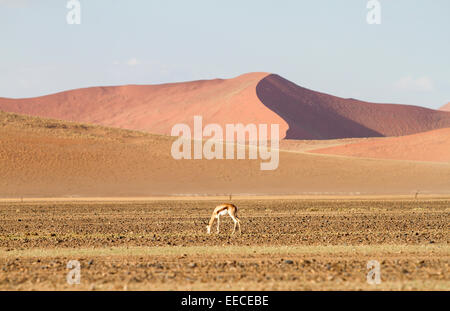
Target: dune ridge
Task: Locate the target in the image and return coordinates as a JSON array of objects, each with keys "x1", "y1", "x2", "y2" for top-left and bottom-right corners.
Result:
[
  {"x1": 0, "y1": 73, "x2": 289, "y2": 139},
  {"x1": 1, "y1": 73, "x2": 450, "y2": 140},
  {"x1": 256, "y1": 74, "x2": 450, "y2": 139}
]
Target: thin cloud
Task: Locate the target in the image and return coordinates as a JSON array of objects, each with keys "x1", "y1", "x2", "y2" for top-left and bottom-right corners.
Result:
[
  {"x1": 126, "y1": 58, "x2": 140, "y2": 66},
  {"x1": 394, "y1": 76, "x2": 434, "y2": 92},
  {"x1": 112, "y1": 58, "x2": 141, "y2": 66}
]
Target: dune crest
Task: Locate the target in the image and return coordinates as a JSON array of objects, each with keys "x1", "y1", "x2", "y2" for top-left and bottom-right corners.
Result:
[
  {"x1": 1, "y1": 73, "x2": 450, "y2": 140},
  {"x1": 256, "y1": 74, "x2": 450, "y2": 139}
]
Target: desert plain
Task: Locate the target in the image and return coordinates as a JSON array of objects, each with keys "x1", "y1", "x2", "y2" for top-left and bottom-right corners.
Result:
[
  {"x1": 0, "y1": 198, "x2": 448, "y2": 290},
  {"x1": 0, "y1": 73, "x2": 449, "y2": 291}
]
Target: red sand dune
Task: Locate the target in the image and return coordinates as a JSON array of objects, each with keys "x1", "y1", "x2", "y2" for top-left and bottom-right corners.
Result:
[
  {"x1": 0, "y1": 73, "x2": 289, "y2": 139},
  {"x1": 440, "y1": 103, "x2": 450, "y2": 112},
  {"x1": 310, "y1": 128, "x2": 450, "y2": 163},
  {"x1": 1, "y1": 73, "x2": 450, "y2": 140}
]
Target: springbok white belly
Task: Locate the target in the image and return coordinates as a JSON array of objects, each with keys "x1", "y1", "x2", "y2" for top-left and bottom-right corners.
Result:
[{"x1": 217, "y1": 209, "x2": 228, "y2": 217}]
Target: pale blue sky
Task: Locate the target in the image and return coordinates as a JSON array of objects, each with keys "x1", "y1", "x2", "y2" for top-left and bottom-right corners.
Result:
[{"x1": 0, "y1": 0, "x2": 449, "y2": 109}]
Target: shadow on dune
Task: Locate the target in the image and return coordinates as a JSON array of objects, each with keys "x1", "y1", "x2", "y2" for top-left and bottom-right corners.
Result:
[{"x1": 256, "y1": 74, "x2": 383, "y2": 140}]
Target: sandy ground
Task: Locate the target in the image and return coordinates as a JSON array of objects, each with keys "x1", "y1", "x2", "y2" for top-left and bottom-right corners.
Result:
[
  {"x1": 1, "y1": 194, "x2": 450, "y2": 203},
  {"x1": 0, "y1": 199, "x2": 448, "y2": 290},
  {"x1": 311, "y1": 128, "x2": 450, "y2": 162},
  {"x1": 1, "y1": 111, "x2": 450, "y2": 198}
]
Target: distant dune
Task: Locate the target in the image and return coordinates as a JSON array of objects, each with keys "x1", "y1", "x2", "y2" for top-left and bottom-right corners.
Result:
[
  {"x1": 440, "y1": 103, "x2": 450, "y2": 112},
  {"x1": 1, "y1": 73, "x2": 450, "y2": 140},
  {"x1": 1, "y1": 111, "x2": 449, "y2": 197},
  {"x1": 310, "y1": 128, "x2": 450, "y2": 163}
]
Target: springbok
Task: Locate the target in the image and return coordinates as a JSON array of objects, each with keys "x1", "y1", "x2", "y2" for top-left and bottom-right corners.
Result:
[{"x1": 206, "y1": 203, "x2": 241, "y2": 234}]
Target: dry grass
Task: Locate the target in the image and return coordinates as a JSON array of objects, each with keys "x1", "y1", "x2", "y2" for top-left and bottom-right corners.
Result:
[
  {"x1": 1, "y1": 244, "x2": 448, "y2": 258},
  {"x1": 0, "y1": 110, "x2": 169, "y2": 142}
]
